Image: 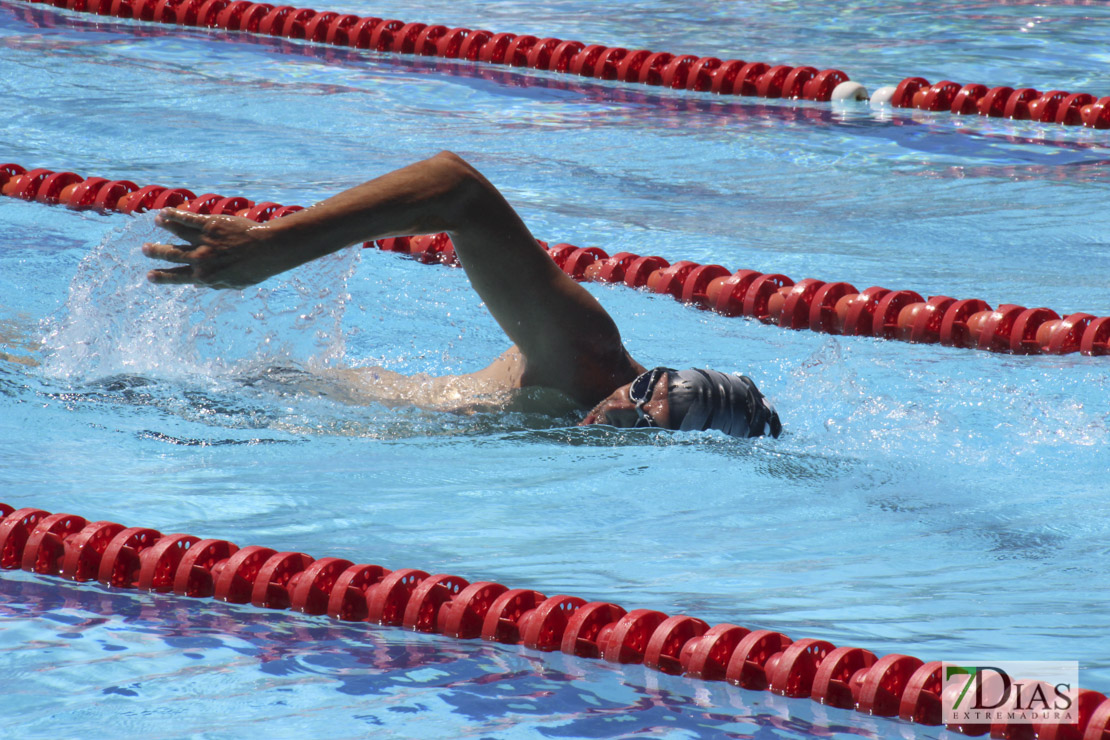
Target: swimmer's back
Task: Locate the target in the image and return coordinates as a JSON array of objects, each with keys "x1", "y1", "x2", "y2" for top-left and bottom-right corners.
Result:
[{"x1": 321, "y1": 347, "x2": 581, "y2": 416}]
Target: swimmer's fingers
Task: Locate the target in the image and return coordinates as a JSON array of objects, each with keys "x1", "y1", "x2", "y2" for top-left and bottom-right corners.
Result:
[
  {"x1": 141, "y1": 241, "x2": 198, "y2": 264},
  {"x1": 154, "y1": 207, "x2": 208, "y2": 243},
  {"x1": 146, "y1": 266, "x2": 197, "y2": 285}
]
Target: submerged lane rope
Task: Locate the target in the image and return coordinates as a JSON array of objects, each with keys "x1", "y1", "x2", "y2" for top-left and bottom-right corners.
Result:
[{"x1": 3, "y1": 163, "x2": 1109, "y2": 357}]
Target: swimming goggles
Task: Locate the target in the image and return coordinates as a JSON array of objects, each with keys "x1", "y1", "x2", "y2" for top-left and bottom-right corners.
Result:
[{"x1": 628, "y1": 367, "x2": 671, "y2": 428}]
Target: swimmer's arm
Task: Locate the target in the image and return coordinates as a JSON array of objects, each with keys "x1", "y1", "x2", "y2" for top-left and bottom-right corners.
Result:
[
  {"x1": 145, "y1": 152, "x2": 639, "y2": 400},
  {"x1": 145, "y1": 152, "x2": 474, "y2": 289}
]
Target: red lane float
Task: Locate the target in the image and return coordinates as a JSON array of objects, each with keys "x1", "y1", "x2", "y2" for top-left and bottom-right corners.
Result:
[
  {"x1": 768, "y1": 638, "x2": 836, "y2": 698},
  {"x1": 840, "y1": 287, "x2": 891, "y2": 336},
  {"x1": 974, "y1": 304, "x2": 1025, "y2": 353},
  {"x1": 1045, "y1": 313, "x2": 1096, "y2": 355},
  {"x1": 441, "y1": 581, "x2": 508, "y2": 639},
  {"x1": 726, "y1": 629, "x2": 793, "y2": 690},
  {"x1": 4, "y1": 164, "x2": 1108, "y2": 358},
  {"x1": 1080, "y1": 316, "x2": 1110, "y2": 356},
  {"x1": 707, "y1": 270, "x2": 762, "y2": 318},
  {"x1": 644, "y1": 615, "x2": 708, "y2": 674},
  {"x1": 889, "y1": 75, "x2": 1108, "y2": 129},
  {"x1": 646, "y1": 260, "x2": 700, "y2": 298},
  {"x1": 902, "y1": 295, "x2": 956, "y2": 344},
  {"x1": 519, "y1": 594, "x2": 586, "y2": 651},
  {"x1": 401, "y1": 573, "x2": 470, "y2": 633},
  {"x1": 601, "y1": 608, "x2": 668, "y2": 664},
  {"x1": 137, "y1": 533, "x2": 201, "y2": 591},
  {"x1": 561, "y1": 246, "x2": 609, "y2": 280},
  {"x1": 0, "y1": 502, "x2": 1106, "y2": 737},
  {"x1": 172, "y1": 538, "x2": 238, "y2": 597},
  {"x1": 1085, "y1": 696, "x2": 1110, "y2": 740},
  {"x1": 62, "y1": 521, "x2": 128, "y2": 582},
  {"x1": 325, "y1": 563, "x2": 390, "y2": 621},
  {"x1": 213, "y1": 544, "x2": 276, "y2": 602},
  {"x1": 810, "y1": 646, "x2": 876, "y2": 709},
  {"x1": 20, "y1": 512, "x2": 88, "y2": 575},
  {"x1": 582, "y1": 251, "x2": 638, "y2": 284},
  {"x1": 622, "y1": 255, "x2": 669, "y2": 290},
  {"x1": 250, "y1": 550, "x2": 314, "y2": 608},
  {"x1": 480, "y1": 587, "x2": 547, "y2": 644},
  {"x1": 857, "y1": 654, "x2": 924, "y2": 717},
  {"x1": 678, "y1": 264, "x2": 730, "y2": 306},
  {"x1": 807, "y1": 281, "x2": 857, "y2": 334},
  {"x1": 97, "y1": 527, "x2": 163, "y2": 589},
  {"x1": 899, "y1": 661, "x2": 944, "y2": 725},
  {"x1": 777, "y1": 278, "x2": 826, "y2": 330},
  {"x1": 290, "y1": 556, "x2": 354, "y2": 614},
  {"x1": 744, "y1": 274, "x2": 793, "y2": 322},
  {"x1": 366, "y1": 567, "x2": 429, "y2": 625},
  {"x1": 680, "y1": 622, "x2": 750, "y2": 681},
  {"x1": 561, "y1": 601, "x2": 628, "y2": 659},
  {"x1": 873, "y1": 290, "x2": 925, "y2": 339}
]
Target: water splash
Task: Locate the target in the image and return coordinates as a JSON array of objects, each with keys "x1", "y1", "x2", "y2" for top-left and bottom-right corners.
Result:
[{"x1": 39, "y1": 214, "x2": 359, "y2": 383}]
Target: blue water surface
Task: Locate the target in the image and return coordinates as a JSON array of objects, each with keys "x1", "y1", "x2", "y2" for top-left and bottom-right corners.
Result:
[{"x1": 1, "y1": 1, "x2": 1108, "y2": 738}]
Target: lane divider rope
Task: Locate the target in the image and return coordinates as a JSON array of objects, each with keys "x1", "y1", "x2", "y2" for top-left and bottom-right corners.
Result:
[
  {"x1": 4, "y1": 162, "x2": 1108, "y2": 358},
  {"x1": 12, "y1": 0, "x2": 1110, "y2": 128},
  {"x1": 13, "y1": 0, "x2": 854, "y2": 103},
  {"x1": 2, "y1": 501, "x2": 1107, "y2": 737},
  {"x1": 879, "y1": 77, "x2": 1110, "y2": 129}
]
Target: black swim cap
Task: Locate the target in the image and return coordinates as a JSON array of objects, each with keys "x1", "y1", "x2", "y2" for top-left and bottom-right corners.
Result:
[{"x1": 665, "y1": 369, "x2": 782, "y2": 438}]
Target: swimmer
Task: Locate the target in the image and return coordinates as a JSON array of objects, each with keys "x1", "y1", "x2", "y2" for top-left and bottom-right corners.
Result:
[{"x1": 142, "y1": 152, "x2": 781, "y2": 438}]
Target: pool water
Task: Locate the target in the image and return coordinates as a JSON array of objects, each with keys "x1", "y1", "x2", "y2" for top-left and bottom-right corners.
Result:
[{"x1": 1, "y1": 1, "x2": 1109, "y2": 738}]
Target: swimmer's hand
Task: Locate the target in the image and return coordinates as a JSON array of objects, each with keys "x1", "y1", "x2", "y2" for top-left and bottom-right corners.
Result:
[{"x1": 142, "y1": 208, "x2": 307, "y2": 289}]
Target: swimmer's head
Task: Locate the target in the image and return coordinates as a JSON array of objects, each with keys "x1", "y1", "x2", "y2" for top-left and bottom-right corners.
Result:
[{"x1": 580, "y1": 367, "x2": 782, "y2": 438}]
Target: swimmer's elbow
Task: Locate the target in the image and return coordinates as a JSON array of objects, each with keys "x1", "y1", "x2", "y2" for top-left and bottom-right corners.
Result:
[
  {"x1": 429, "y1": 150, "x2": 484, "y2": 198},
  {"x1": 427, "y1": 150, "x2": 502, "y2": 226},
  {"x1": 430, "y1": 150, "x2": 479, "y2": 180}
]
